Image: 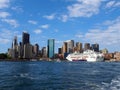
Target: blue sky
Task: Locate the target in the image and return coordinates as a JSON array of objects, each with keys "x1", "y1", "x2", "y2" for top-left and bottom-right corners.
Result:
[{"x1": 0, "y1": 0, "x2": 120, "y2": 53}]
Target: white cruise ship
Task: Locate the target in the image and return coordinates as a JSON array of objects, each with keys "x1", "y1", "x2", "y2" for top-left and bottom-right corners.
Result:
[{"x1": 66, "y1": 50, "x2": 104, "y2": 62}]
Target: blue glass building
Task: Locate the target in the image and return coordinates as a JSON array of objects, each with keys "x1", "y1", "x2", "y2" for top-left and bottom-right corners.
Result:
[{"x1": 47, "y1": 39, "x2": 55, "y2": 58}]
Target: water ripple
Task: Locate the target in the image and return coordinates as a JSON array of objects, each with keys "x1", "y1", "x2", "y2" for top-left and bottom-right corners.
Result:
[{"x1": 0, "y1": 61, "x2": 120, "y2": 90}]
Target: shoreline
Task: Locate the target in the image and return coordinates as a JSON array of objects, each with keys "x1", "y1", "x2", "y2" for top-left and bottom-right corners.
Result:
[
  {"x1": 0, "y1": 58, "x2": 66, "y2": 62},
  {"x1": 0, "y1": 59, "x2": 120, "y2": 62}
]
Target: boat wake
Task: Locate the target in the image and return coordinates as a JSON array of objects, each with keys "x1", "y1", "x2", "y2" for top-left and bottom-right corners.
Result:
[
  {"x1": 101, "y1": 76, "x2": 120, "y2": 90},
  {"x1": 13, "y1": 73, "x2": 38, "y2": 80}
]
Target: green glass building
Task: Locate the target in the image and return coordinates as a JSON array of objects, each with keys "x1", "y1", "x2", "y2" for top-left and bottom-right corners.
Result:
[{"x1": 47, "y1": 39, "x2": 55, "y2": 58}]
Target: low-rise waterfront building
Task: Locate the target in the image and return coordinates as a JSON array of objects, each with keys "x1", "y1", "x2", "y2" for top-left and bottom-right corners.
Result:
[
  {"x1": 101, "y1": 48, "x2": 108, "y2": 54},
  {"x1": 104, "y1": 53, "x2": 114, "y2": 61},
  {"x1": 114, "y1": 52, "x2": 120, "y2": 61}
]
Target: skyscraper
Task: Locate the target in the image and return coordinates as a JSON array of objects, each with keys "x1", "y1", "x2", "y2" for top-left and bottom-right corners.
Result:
[
  {"x1": 22, "y1": 32, "x2": 30, "y2": 45},
  {"x1": 76, "y1": 42, "x2": 82, "y2": 52},
  {"x1": 42, "y1": 47, "x2": 47, "y2": 58},
  {"x1": 13, "y1": 36, "x2": 18, "y2": 46},
  {"x1": 18, "y1": 42, "x2": 22, "y2": 58},
  {"x1": 84, "y1": 43, "x2": 90, "y2": 50},
  {"x1": 12, "y1": 36, "x2": 18, "y2": 49},
  {"x1": 22, "y1": 32, "x2": 30, "y2": 58},
  {"x1": 47, "y1": 39, "x2": 55, "y2": 58},
  {"x1": 58, "y1": 48, "x2": 62, "y2": 54},
  {"x1": 12, "y1": 36, "x2": 18, "y2": 58},
  {"x1": 23, "y1": 43, "x2": 32, "y2": 59},
  {"x1": 91, "y1": 43, "x2": 99, "y2": 52},
  {"x1": 33, "y1": 44, "x2": 39, "y2": 57},
  {"x1": 62, "y1": 42, "x2": 68, "y2": 54},
  {"x1": 8, "y1": 36, "x2": 19, "y2": 59},
  {"x1": 67, "y1": 40, "x2": 74, "y2": 53}
]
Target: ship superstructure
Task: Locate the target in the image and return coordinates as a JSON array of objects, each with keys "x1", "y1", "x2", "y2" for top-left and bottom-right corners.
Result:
[{"x1": 66, "y1": 50, "x2": 104, "y2": 62}]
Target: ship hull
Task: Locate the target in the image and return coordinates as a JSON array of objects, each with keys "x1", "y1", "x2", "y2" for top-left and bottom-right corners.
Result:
[
  {"x1": 67, "y1": 57, "x2": 104, "y2": 62},
  {"x1": 72, "y1": 59, "x2": 87, "y2": 61}
]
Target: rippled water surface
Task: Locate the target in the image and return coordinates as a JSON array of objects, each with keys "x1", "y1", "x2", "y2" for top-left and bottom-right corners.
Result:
[{"x1": 0, "y1": 61, "x2": 120, "y2": 90}]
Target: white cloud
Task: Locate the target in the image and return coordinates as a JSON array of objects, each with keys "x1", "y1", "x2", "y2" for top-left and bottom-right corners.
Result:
[
  {"x1": 0, "y1": 30, "x2": 20, "y2": 44},
  {"x1": 55, "y1": 40, "x2": 63, "y2": 44},
  {"x1": 61, "y1": 15, "x2": 68, "y2": 22},
  {"x1": 67, "y1": 0, "x2": 101, "y2": 18},
  {"x1": 115, "y1": 2, "x2": 120, "y2": 7},
  {"x1": 75, "y1": 34, "x2": 84, "y2": 38},
  {"x1": 105, "y1": 1, "x2": 115, "y2": 8},
  {"x1": 105, "y1": 1, "x2": 120, "y2": 8},
  {"x1": 23, "y1": 30, "x2": 28, "y2": 33},
  {"x1": 0, "y1": 38, "x2": 10, "y2": 44},
  {"x1": 2, "y1": 19, "x2": 19, "y2": 28},
  {"x1": 28, "y1": 20, "x2": 37, "y2": 25},
  {"x1": 0, "y1": 30, "x2": 12, "y2": 39},
  {"x1": 43, "y1": 14, "x2": 55, "y2": 20},
  {"x1": 0, "y1": 0, "x2": 10, "y2": 9},
  {"x1": 34, "y1": 29, "x2": 42, "y2": 34},
  {"x1": 59, "y1": 0, "x2": 104, "y2": 22},
  {"x1": 11, "y1": 6, "x2": 24, "y2": 13},
  {"x1": 40, "y1": 24, "x2": 49, "y2": 29},
  {"x1": 85, "y1": 24, "x2": 120, "y2": 45},
  {"x1": 75, "y1": 16, "x2": 120, "y2": 51},
  {"x1": 0, "y1": 12, "x2": 10, "y2": 18}
]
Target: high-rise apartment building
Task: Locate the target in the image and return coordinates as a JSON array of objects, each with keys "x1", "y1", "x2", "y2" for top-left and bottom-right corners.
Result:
[
  {"x1": 23, "y1": 43, "x2": 32, "y2": 59},
  {"x1": 12, "y1": 36, "x2": 18, "y2": 58},
  {"x1": 18, "y1": 42, "x2": 22, "y2": 58},
  {"x1": 22, "y1": 32, "x2": 30, "y2": 58},
  {"x1": 62, "y1": 40, "x2": 74, "y2": 54},
  {"x1": 76, "y1": 42, "x2": 83, "y2": 52},
  {"x1": 13, "y1": 36, "x2": 18, "y2": 47},
  {"x1": 91, "y1": 43, "x2": 99, "y2": 52},
  {"x1": 33, "y1": 44, "x2": 39, "y2": 57},
  {"x1": 67, "y1": 40, "x2": 74, "y2": 53},
  {"x1": 62, "y1": 42, "x2": 68, "y2": 54},
  {"x1": 84, "y1": 43, "x2": 90, "y2": 50},
  {"x1": 42, "y1": 47, "x2": 47, "y2": 58},
  {"x1": 47, "y1": 39, "x2": 55, "y2": 58},
  {"x1": 62, "y1": 40, "x2": 74, "y2": 59},
  {"x1": 58, "y1": 48, "x2": 62, "y2": 54}
]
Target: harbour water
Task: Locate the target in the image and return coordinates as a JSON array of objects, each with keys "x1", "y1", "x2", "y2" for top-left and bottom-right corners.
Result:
[{"x1": 0, "y1": 60, "x2": 120, "y2": 90}]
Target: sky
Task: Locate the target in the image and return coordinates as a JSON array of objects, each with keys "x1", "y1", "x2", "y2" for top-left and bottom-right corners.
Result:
[{"x1": 0, "y1": 0, "x2": 120, "y2": 53}]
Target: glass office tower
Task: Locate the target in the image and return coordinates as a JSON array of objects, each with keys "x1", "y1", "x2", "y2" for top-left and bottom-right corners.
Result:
[
  {"x1": 47, "y1": 39, "x2": 55, "y2": 58},
  {"x1": 22, "y1": 32, "x2": 30, "y2": 45}
]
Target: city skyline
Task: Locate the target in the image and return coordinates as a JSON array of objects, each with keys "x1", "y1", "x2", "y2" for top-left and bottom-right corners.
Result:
[
  {"x1": 7, "y1": 32, "x2": 102, "y2": 59},
  {"x1": 8, "y1": 32, "x2": 101, "y2": 54},
  {"x1": 0, "y1": 0, "x2": 120, "y2": 53}
]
